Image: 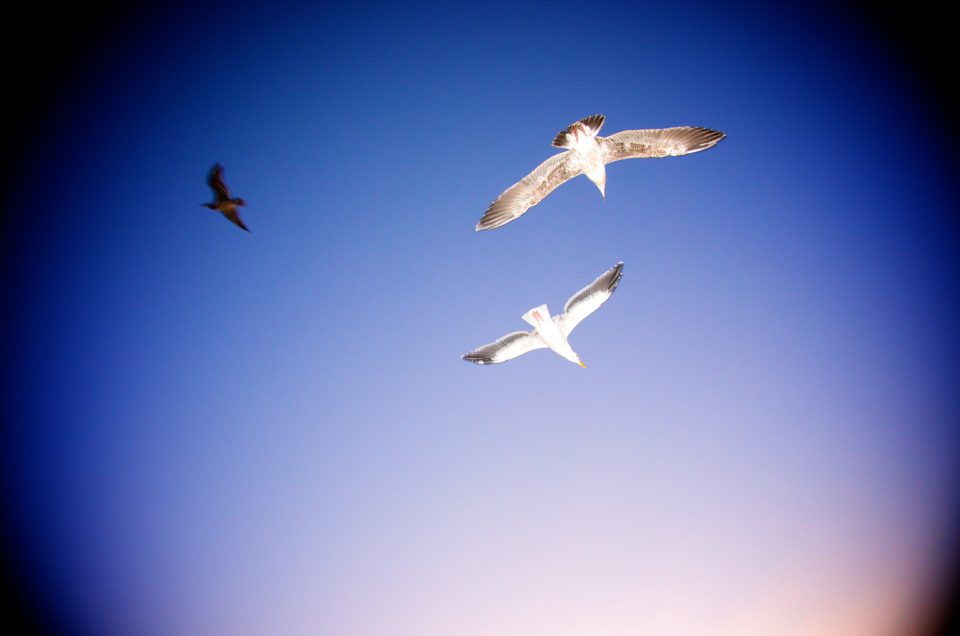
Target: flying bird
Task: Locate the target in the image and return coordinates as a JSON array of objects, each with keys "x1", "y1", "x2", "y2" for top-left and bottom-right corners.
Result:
[
  {"x1": 462, "y1": 262, "x2": 624, "y2": 367},
  {"x1": 202, "y1": 163, "x2": 250, "y2": 232},
  {"x1": 475, "y1": 115, "x2": 726, "y2": 230}
]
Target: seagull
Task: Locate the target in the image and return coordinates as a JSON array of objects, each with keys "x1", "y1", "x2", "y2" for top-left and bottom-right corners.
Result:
[
  {"x1": 462, "y1": 262, "x2": 624, "y2": 367},
  {"x1": 475, "y1": 115, "x2": 726, "y2": 231},
  {"x1": 202, "y1": 163, "x2": 250, "y2": 232}
]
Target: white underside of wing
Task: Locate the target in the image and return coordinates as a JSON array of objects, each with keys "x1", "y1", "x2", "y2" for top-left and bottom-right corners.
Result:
[
  {"x1": 476, "y1": 151, "x2": 583, "y2": 230},
  {"x1": 555, "y1": 262, "x2": 624, "y2": 336},
  {"x1": 462, "y1": 330, "x2": 547, "y2": 365},
  {"x1": 600, "y1": 126, "x2": 726, "y2": 163},
  {"x1": 554, "y1": 294, "x2": 609, "y2": 336}
]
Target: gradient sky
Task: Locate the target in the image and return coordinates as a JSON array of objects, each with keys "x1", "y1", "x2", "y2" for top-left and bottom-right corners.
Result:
[{"x1": 3, "y1": 1, "x2": 958, "y2": 635}]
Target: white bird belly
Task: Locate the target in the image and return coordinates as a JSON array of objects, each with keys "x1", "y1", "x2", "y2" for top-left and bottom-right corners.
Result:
[
  {"x1": 522, "y1": 304, "x2": 573, "y2": 354},
  {"x1": 576, "y1": 142, "x2": 606, "y2": 188}
]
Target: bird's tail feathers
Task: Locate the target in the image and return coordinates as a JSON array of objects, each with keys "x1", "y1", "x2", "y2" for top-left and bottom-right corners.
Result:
[
  {"x1": 552, "y1": 114, "x2": 606, "y2": 147},
  {"x1": 521, "y1": 304, "x2": 551, "y2": 328}
]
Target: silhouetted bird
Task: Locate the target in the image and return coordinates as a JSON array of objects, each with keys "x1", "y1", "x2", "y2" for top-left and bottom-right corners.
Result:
[
  {"x1": 203, "y1": 163, "x2": 249, "y2": 232},
  {"x1": 476, "y1": 115, "x2": 725, "y2": 230}
]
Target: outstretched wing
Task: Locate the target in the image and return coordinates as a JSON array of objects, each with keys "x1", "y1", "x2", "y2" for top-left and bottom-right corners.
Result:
[
  {"x1": 475, "y1": 152, "x2": 582, "y2": 231},
  {"x1": 223, "y1": 208, "x2": 250, "y2": 232},
  {"x1": 554, "y1": 262, "x2": 623, "y2": 336},
  {"x1": 207, "y1": 163, "x2": 231, "y2": 201},
  {"x1": 601, "y1": 126, "x2": 725, "y2": 163},
  {"x1": 462, "y1": 331, "x2": 547, "y2": 365}
]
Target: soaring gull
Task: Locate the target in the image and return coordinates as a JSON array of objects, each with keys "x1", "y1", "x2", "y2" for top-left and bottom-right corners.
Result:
[
  {"x1": 202, "y1": 163, "x2": 250, "y2": 232},
  {"x1": 476, "y1": 115, "x2": 726, "y2": 231},
  {"x1": 462, "y1": 262, "x2": 624, "y2": 367}
]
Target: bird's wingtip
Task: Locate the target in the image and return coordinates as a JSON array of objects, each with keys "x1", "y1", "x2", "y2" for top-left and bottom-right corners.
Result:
[{"x1": 608, "y1": 262, "x2": 624, "y2": 292}]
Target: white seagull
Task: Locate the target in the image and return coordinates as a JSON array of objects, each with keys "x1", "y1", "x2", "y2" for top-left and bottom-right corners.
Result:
[
  {"x1": 476, "y1": 114, "x2": 726, "y2": 231},
  {"x1": 462, "y1": 262, "x2": 624, "y2": 367}
]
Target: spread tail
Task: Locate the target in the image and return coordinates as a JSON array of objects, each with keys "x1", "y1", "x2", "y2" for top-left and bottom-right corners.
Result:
[
  {"x1": 552, "y1": 114, "x2": 606, "y2": 148},
  {"x1": 521, "y1": 304, "x2": 550, "y2": 328}
]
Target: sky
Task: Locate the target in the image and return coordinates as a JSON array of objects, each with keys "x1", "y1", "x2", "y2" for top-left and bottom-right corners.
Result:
[{"x1": 2, "y1": 1, "x2": 958, "y2": 635}]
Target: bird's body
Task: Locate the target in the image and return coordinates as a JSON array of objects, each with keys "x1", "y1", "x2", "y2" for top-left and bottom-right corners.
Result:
[
  {"x1": 553, "y1": 113, "x2": 608, "y2": 198},
  {"x1": 203, "y1": 163, "x2": 249, "y2": 232},
  {"x1": 462, "y1": 262, "x2": 624, "y2": 367},
  {"x1": 475, "y1": 115, "x2": 725, "y2": 231}
]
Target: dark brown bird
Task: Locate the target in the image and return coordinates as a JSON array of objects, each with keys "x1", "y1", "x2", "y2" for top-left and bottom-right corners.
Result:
[{"x1": 202, "y1": 163, "x2": 249, "y2": 232}]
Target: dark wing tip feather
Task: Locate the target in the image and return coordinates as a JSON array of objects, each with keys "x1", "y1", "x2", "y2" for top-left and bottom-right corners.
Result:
[
  {"x1": 551, "y1": 131, "x2": 571, "y2": 148},
  {"x1": 462, "y1": 331, "x2": 533, "y2": 364},
  {"x1": 461, "y1": 353, "x2": 492, "y2": 365},
  {"x1": 475, "y1": 201, "x2": 514, "y2": 230},
  {"x1": 608, "y1": 262, "x2": 624, "y2": 292},
  {"x1": 223, "y1": 209, "x2": 250, "y2": 232},
  {"x1": 476, "y1": 149, "x2": 577, "y2": 230},
  {"x1": 561, "y1": 262, "x2": 624, "y2": 315},
  {"x1": 686, "y1": 126, "x2": 726, "y2": 151},
  {"x1": 207, "y1": 163, "x2": 232, "y2": 200},
  {"x1": 207, "y1": 163, "x2": 223, "y2": 183}
]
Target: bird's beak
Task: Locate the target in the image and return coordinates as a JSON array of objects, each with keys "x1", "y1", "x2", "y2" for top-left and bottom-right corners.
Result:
[{"x1": 578, "y1": 359, "x2": 586, "y2": 368}]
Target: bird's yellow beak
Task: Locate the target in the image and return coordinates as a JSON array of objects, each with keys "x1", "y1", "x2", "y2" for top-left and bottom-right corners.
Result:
[{"x1": 578, "y1": 359, "x2": 586, "y2": 368}]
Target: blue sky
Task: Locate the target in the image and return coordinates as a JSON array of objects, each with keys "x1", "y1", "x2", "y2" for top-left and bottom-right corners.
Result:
[{"x1": 3, "y1": 1, "x2": 958, "y2": 635}]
